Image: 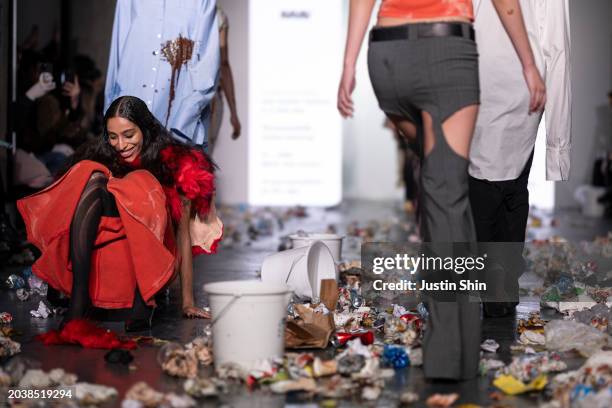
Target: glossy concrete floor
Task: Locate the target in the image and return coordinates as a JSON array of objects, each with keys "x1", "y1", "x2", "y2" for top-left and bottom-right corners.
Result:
[{"x1": 0, "y1": 200, "x2": 608, "y2": 407}]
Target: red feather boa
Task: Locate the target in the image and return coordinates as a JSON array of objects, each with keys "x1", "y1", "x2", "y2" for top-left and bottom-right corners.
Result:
[
  {"x1": 37, "y1": 319, "x2": 137, "y2": 350},
  {"x1": 160, "y1": 145, "x2": 215, "y2": 224}
]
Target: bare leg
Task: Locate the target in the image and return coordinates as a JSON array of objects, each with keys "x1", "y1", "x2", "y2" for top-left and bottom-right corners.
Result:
[{"x1": 422, "y1": 105, "x2": 478, "y2": 159}]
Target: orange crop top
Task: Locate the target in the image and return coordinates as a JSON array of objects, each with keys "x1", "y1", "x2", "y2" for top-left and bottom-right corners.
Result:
[{"x1": 378, "y1": 0, "x2": 474, "y2": 22}]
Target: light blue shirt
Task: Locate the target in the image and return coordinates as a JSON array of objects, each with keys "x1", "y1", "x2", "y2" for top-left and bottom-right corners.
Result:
[{"x1": 105, "y1": 0, "x2": 220, "y2": 146}]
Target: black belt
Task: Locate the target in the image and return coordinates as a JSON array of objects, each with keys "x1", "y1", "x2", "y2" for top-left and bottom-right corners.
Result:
[{"x1": 370, "y1": 22, "x2": 474, "y2": 42}]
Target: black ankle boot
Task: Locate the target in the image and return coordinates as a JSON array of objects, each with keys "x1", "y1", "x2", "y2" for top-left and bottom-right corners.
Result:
[{"x1": 124, "y1": 308, "x2": 154, "y2": 332}]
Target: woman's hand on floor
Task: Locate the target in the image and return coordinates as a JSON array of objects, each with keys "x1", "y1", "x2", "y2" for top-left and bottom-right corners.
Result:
[{"x1": 183, "y1": 305, "x2": 211, "y2": 319}]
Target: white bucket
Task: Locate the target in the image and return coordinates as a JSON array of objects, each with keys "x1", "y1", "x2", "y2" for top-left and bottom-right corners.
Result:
[
  {"x1": 204, "y1": 280, "x2": 292, "y2": 371},
  {"x1": 261, "y1": 241, "x2": 337, "y2": 300},
  {"x1": 574, "y1": 185, "x2": 606, "y2": 217},
  {"x1": 289, "y1": 233, "x2": 344, "y2": 262}
]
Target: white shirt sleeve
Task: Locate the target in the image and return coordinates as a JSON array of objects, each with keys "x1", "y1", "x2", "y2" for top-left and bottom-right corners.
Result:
[{"x1": 542, "y1": 0, "x2": 572, "y2": 181}]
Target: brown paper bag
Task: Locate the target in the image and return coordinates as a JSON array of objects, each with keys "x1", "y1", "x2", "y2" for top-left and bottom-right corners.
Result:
[
  {"x1": 285, "y1": 280, "x2": 338, "y2": 349},
  {"x1": 320, "y1": 279, "x2": 338, "y2": 311},
  {"x1": 285, "y1": 304, "x2": 335, "y2": 349}
]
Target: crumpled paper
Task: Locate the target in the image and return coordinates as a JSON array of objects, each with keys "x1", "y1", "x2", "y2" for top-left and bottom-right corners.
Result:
[
  {"x1": 493, "y1": 374, "x2": 547, "y2": 395},
  {"x1": 481, "y1": 339, "x2": 500, "y2": 353},
  {"x1": 426, "y1": 393, "x2": 459, "y2": 407},
  {"x1": 503, "y1": 352, "x2": 566, "y2": 383},
  {"x1": 183, "y1": 377, "x2": 218, "y2": 398},
  {"x1": 123, "y1": 381, "x2": 195, "y2": 408},
  {"x1": 18, "y1": 368, "x2": 77, "y2": 388},
  {"x1": 75, "y1": 382, "x2": 118, "y2": 405},
  {"x1": 0, "y1": 312, "x2": 12, "y2": 324},
  {"x1": 285, "y1": 303, "x2": 336, "y2": 349},
  {"x1": 185, "y1": 336, "x2": 213, "y2": 366},
  {"x1": 0, "y1": 334, "x2": 21, "y2": 358},
  {"x1": 270, "y1": 377, "x2": 316, "y2": 394},
  {"x1": 158, "y1": 343, "x2": 198, "y2": 378},
  {"x1": 29, "y1": 300, "x2": 53, "y2": 318}
]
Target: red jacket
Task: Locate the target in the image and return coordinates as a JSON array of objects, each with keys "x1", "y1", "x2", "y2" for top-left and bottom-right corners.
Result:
[{"x1": 18, "y1": 160, "x2": 177, "y2": 308}]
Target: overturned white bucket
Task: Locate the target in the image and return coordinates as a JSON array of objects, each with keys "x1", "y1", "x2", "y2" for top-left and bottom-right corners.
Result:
[
  {"x1": 204, "y1": 280, "x2": 292, "y2": 371},
  {"x1": 261, "y1": 241, "x2": 337, "y2": 300},
  {"x1": 289, "y1": 233, "x2": 344, "y2": 262}
]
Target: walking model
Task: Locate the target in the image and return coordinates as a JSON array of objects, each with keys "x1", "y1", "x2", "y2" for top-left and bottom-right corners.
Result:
[
  {"x1": 469, "y1": 0, "x2": 571, "y2": 317},
  {"x1": 208, "y1": 5, "x2": 242, "y2": 155},
  {"x1": 338, "y1": 0, "x2": 545, "y2": 380}
]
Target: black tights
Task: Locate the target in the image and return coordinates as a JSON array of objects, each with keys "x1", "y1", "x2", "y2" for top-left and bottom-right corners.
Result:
[{"x1": 65, "y1": 172, "x2": 149, "y2": 321}]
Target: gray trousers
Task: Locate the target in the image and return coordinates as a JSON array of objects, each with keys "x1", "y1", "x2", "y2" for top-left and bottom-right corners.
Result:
[{"x1": 368, "y1": 23, "x2": 481, "y2": 380}]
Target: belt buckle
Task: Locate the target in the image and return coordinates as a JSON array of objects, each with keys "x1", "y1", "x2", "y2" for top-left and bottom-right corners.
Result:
[{"x1": 430, "y1": 23, "x2": 450, "y2": 38}]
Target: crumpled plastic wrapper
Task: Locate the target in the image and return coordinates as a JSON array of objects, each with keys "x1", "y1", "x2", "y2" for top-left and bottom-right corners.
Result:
[
  {"x1": 573, "y1": 388, "x2": 612, "y2": 408},
  {"x1": 5, "y1": 274, "x2": 25, "y2": 289},
  {"x1": 17, "y1": 367, "x2": 78, "y2": 390},
  {"x1": 481, "y1": 339, "x2": 500, "y2": 353},
  {"x1": 338, "y1": 338, "x2": 372, "y2": 360},
  {"x1": 573, "y1": 303, "x2": 612, "y2": 334},
  {"x1": 0, "y1": 334, "x2": 21, "y2": 358},
  {"x1": 75, "y1": 382, "x2": 118, "y2": 405},
  {"x1": 183, "y1": 377, "x2": 218, "y2": 398},
  {"x1": 248, "y1": 358, "x2": 280, "y2": 381},
  {"x1": 518, "y1": 330, "x2": 546, "y2": 346},
  {"x1": 0, "y1": 312, "x2": 13, "y2": 324},
  {"x1": 18, "y1": 369, "x2": 53, "y2": 388},
  {"x1": 337, "y1": 354, "x2": 365, "y2": 376},
  {"x1": 49, "y1": 368, "x2": 77, "y2": 386},
  {"x1": 185, "y1": 336, "x2": 213, "y2": 366},
  {"x1": 124, "y1": 382, "x2": 165, "y2": 407},
  {"x1": 549, "y1": 350, "x2": 612, "y2": 407},
  {"x1": 502, "y1": 352, "x2": 566, "y2": 383},
  {"x1": 29, "y1": 300, "x2": 53, "y2": 319},
  {"x1": 16, "y1": 288, "x2": 30, "y2": 301},
  {"x1": 334, "y1": 307, "x2": 373, "y2": 331},
  {"x1": 270, "y1": 377, "x2": 316, "y2": 394},
  {"x1": 217, "y1": 362, "x2": 248, "y2": 380},
  {"x1": 361, "y1": 385, "x2": 381, "y2": 400},
  {"x1": 384, "y1": 316, "x2": 419, "y2": 346},
  {"x1": 545, "y1": 319, "x2": 609, "y2": 357},
  {"x1": 28, "y1": 274, "x2": 48, "y2": 296},
  {"x1": 352, "y1": 356, "x2": 393, "y2": 382}
]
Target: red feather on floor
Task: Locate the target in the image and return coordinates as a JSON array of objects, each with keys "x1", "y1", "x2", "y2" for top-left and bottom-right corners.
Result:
[{"x1": 37, "y1": 319, "x2": 137, "y2": 350}]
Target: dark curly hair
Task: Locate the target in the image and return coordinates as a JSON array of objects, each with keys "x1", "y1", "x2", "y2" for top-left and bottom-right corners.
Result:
[{"x1": 61, "y1": 96, "x2": 199, "y2": 186}]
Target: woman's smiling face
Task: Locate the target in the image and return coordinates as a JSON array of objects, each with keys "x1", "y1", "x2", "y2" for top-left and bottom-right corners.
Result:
[{"x1": 106, "y1": 116, "x2": 144, "y2": 163}]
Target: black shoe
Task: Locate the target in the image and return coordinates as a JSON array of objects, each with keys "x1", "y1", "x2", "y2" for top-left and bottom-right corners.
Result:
[
  {"x1": 483, "y1": 302, "x2": 516, "y2": 318},
  {"x1": 124, "y1": 308, "x2": 154, "y2": 332}
]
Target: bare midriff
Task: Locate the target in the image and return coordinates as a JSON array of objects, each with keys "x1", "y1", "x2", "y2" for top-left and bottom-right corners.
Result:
[{"x1": 377, "y1": 0, "x2": 473, "y2": 27}]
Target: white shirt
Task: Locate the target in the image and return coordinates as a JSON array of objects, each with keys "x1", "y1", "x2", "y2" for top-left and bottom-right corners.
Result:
[{"x1": 469, "y1": 0, "x2": 571, "y2": 181}]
